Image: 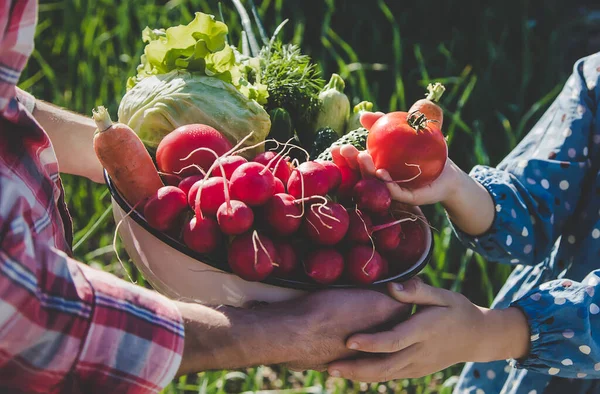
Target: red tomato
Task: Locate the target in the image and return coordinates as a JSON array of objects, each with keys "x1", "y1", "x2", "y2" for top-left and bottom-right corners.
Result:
[{"x1": 366, "y1": 111, "x2": 447, "y2": 189}]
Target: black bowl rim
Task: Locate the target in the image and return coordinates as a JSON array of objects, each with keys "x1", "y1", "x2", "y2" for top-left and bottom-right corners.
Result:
[{"x1": 105, "y1": 170, "x2": 433, "y2": 291}]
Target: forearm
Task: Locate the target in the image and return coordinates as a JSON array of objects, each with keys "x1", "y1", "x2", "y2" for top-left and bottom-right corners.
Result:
[
  {"x1": 442, "y1": 162, "x2": 496, "y2": 236},
  {"x1": 175, "y1": 302, "x2": 296, "y2": 375},
  {"x1": 32, "y1": 99, "x2": 104, "y2": 183}
]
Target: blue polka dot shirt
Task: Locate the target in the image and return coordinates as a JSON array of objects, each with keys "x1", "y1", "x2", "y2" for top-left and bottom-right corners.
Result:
[{"x1": 453, "y1": 53, "x2": 600, "y2": 394}]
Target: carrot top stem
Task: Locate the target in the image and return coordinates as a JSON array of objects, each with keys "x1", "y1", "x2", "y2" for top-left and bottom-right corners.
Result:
[
  {"x1": 425, "y1": 82, "x2": 446, "y2": 102},
  {"x1": 92, "y1": 106, "x2": 113, "y2": 132}
]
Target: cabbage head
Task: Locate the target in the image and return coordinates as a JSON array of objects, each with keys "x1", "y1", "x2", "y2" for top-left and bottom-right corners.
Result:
[{"x1": 118, "y1": 70, "x2": 270, "y2": 158}]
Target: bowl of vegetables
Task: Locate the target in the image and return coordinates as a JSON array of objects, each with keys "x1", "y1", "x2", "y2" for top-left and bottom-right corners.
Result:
[
  {"x1": 106, "y1": 157, "x2": 434, "y2": 307},
  {"x1": 98, "y1": 8, "x2": 445, "y2": 307}
]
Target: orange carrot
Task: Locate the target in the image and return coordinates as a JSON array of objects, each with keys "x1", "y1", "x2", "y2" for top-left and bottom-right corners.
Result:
[
  {"x1": 408, "y1": 82, "x2": 445, "y2": 128},
  {"x1": 92, "y1": 106, "x2": 163, "y2": 206}
]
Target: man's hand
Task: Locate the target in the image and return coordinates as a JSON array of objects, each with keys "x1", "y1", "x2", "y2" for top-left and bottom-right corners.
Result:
[
  {"x1": 176, "y1": 289, "x2": 410, "y2": 375},
  {"x1": 327, "y1": 278, "x2": 530, "y2": 382}
]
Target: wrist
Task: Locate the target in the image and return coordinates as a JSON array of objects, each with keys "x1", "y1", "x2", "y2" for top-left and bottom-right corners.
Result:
[
  {"x1": 475, "y1": 307, "x2": 530, "y2": 362},
  {"x1": 439, "y1": 159, "x2": 466, "y2": 206},
  {"x1": 176, "y1": 301, "x2": 299, "y2": 375},
  {"x1": 441, "y1": 163, "x2": 496, "y2": 236}
]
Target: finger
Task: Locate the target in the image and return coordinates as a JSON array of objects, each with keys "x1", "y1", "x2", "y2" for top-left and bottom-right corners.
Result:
[
  {"x1": 387, "y1": 278, "x2": 451, "y2": 307},
  {"x1": 375, "y1": 169, "x2": 418, "y2": 205},
  {"x1": 340, "y1": 144, "x2": 361, "y2": 170},
  {"x1": 360, "y1": 111, "x2": 385, "y2": 130},
  {"x1": 329, "y1": 344, "x2": 419, "y2": 382},
  {"x1": 356, "y1": 151, "x2": 377, "y2": 179},
  {"x1": 330, "y1": 146, "x2": 347, "y2": 168},
  {"x1": 346, "y1": 317, "x2": 423, "y2": 354}
]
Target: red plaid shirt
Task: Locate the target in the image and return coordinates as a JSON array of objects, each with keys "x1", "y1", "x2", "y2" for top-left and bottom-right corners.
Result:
[{"x1": 0, "y1": 2, "x2": 185, "y2": 393}]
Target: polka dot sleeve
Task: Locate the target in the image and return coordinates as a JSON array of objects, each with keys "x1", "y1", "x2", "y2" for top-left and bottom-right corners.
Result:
[
  {"x1": 510, "y1": 272, "x2": 600, "y2": 378},
  {"x1": 452, "y1": 53, "x2": 600, "y2": 265}
]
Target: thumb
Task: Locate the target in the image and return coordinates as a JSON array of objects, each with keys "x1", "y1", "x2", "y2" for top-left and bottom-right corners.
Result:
[
  {"x1": 360, "y1": 111, "x2": 385, "y2": 129},
  {"x1": 387, "y1": 277, "x2": 450, "y2": 307}
]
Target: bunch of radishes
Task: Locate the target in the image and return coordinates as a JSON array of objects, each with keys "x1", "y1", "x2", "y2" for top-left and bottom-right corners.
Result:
[{"x1": 140, "y1": 124, "x2": 427, "y2": 285}]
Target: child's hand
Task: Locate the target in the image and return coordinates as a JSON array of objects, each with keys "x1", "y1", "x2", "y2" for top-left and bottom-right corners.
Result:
[
  {"x1": 330, "y1": 144, "x2": 462, "y2": 206},
  {"x1": 327, "y1": 277, "x2": 530, "y2": 382}
]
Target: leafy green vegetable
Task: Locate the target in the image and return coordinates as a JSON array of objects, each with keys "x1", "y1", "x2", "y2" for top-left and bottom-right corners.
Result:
[
  {"x1": 259, "y1": 40, "x2": 324, "y2": 131},
  {"x1": 127, "y1": 12, "x2": 267, "y2": 104},
  {"x1": 118, "y1": 70, "x2": 270, "y2": 158}
]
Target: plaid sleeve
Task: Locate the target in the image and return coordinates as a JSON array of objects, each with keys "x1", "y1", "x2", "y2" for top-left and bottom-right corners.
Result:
[{"x1": 0, "y1": 173, "x2": 185, "y2": 393}]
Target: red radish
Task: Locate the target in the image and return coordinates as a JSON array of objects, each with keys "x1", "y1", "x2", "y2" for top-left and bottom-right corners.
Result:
[
  {"x1": 386, "y1": 217, "x2": 428, "y2": 268},
  {"x1": 213, "y1": 155, "x2": 247, "y2": 180},
  {"x1": 366, "y1": 111, "x2": 447, "y2": 189},
  {"x1": 179, "y1": 175, "x2": 204, "y2": 196},
  {"x1": 304, "y1": 249, "x2": 344, "y2": 284},
  {"x1": 337, "y1": 165, "x2": 361, "y2": 200},
  {"x1": 287, "y1": 161, "x2": 330, "y2": 199},
  {"x1": 374, "y1": 224, "x2": 402, "y2": 251},
  {"x1": 228, "y1": 231, "x2": 279, "y2": 281},
  {"x1": 143, "y1": 186, "x2": 188, "y2": 231},
  {"x1": 373, "y1": 214, "x2": 421, "y2": 252},
  {"x1": 230, "y1": 162, "x2": 275, "y2": 206},
  {"x1": 372, "y1": 214, "x2": 402, "y2": 251},
  {"x1": 187, "y1": 181, "x2": 202, "y2": 208},
  {"x1": 380, "y1": 256, "x2": 390, "y2": 278},
  {"x1": 346, "y1": 245, "x2": 385, "y2": 284},
  {"x1": 304, "y1": 201, "x2": 349, "y2": 245},
  {"x1": 264, "y1": 193, "x2": 303, "y2": 235},
  {"x1": 315, "y1": 160, "x2": 342, "y2": 192},
  {"x1": 216, "y1": 200, "x2": 254, "y2": 235},
  {"x1": 183, "y1": 216, "x2": 221, "y2": 254},
  {"x1": 346, "y1": 209, "x2": 373, "y2": 243},
  {"x1": 161, "y1": 173, "x2": 181, "y2": 187},
  {"x1": 273, "y1": 241, "x2": 298, "y2": 277},
  {"x1": 253, "y1": 151, "x2": 292, "y2": 184},
  {"x1": 156, "y1": 124, "x2": 233, "y2": 177},
  {"x1": 353, "y1": 178, "x2": 392, "y2": 213},
  {"x1": 194, "y1": 177, "x2": 228, "y2": 217},
  {"x1": 273, "y1": 178, "x2": 286, "y2": 194}
]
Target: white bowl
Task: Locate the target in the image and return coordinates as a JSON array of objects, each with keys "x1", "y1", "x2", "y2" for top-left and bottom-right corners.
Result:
[{"x1": 107, "y1": 172, "x2": 433, "y2": 307}]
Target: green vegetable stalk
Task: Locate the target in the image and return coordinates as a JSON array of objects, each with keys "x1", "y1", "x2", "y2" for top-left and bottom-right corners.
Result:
[
  {"x1": 313, "y1": 74, "x2": 350, "y2": 137},
  {"x1": 265, "y1": 107, "x2": 293, "y2": 151},
  {"x1": 346, "y1": 101, "x2": 373, "y2": 134}
]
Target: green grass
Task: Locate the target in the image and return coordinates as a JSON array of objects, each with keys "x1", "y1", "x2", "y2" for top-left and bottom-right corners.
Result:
[{"x1": 25, "y1": 0, "x2": 599, "y2": 392}]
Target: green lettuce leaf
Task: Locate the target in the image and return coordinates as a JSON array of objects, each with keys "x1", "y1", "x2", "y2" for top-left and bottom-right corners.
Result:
[{"x1": 127, "y1": 12, "x2": 267, "y2": 104}]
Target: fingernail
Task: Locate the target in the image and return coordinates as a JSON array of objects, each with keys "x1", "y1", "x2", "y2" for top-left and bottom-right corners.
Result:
[
  {"x1": 393, "y1": 283, "x2": 404, "y2": 292},
  {"x1": 330, "y1": 370, "x2": 340, "y2": 377},
  {"x1": 348, "y1": 342, "x2": 359, "y2": 350}
]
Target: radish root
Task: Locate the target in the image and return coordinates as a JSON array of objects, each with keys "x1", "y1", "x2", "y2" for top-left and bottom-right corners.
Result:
[
  {"x1": 387, "y1": 163, "x2": 422, "y2": 184},
  {"x1": 354, "y1": 207, "x2": 377, "y2": 276},
  {"x1": 290, "y1": 195, "x2": 328, "y2": 219},
  {"x1": 252, "y1": 231, "x2": 279, "y2": 268},
  {"x1": 371, "y1": 216, "x2": 418, "y2": 233},
  {"x1": 113, "y1": 200, "x2": 144, "y2": 284},
  {"x1": 173, "y1": 164, "x2": 207, "y2": 176}
]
